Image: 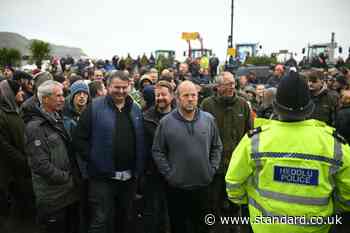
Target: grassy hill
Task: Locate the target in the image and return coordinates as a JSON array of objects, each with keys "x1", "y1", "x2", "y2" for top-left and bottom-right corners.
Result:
[{"x1": 0, "y1": 32, "x2": 86, "y2": 58}]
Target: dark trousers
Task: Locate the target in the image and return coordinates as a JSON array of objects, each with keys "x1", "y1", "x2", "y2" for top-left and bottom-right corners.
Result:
[
  {"x1": 88, "y1": 178, "x2": 136, "y2": 233},
  {"x1": 330, "y1": 212, "x2": 350, "y2": 233},
  {"x1": 210, "y1": 173, "x2": 240, "y2": 233},
  {"x1": 166, "y1": 184, "x2": 211, "y2": 233},
  {"x1": 143, "y1": 174, "x2": 169, "y2": 233},
  {"x1": 2, "y1": 178, "x2": 38, "y2": 233},
  {"x1": 38, "y1": 202, "x2": 79, "y2": 233},
  {"x1": 79, "y1": 180, "x2": 89, "y2": 233},
  {"x1": 0, "y1": 189, "x2": 9, "y2": 232}
]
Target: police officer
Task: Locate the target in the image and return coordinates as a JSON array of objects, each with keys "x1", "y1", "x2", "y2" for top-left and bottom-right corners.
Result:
[{"x1": 225, "y1": 71, "x2": 350, "y2": 233}]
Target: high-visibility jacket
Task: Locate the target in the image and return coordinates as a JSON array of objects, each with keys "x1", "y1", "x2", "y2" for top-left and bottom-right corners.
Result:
[
  {"x1": 200, "y1": 56, "x2": 209, "y2": 70},
  {"x1": 225, "y1": 119, "x2": 350, "y2": 233}
]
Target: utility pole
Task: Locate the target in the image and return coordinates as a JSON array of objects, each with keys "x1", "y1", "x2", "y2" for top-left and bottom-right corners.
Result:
[
  {"x1": 226, "y1": 0, "x2": 238, "y2": 70},
  {"x1": 230, "y1": 0, "x2": 234, "y2": 48}
]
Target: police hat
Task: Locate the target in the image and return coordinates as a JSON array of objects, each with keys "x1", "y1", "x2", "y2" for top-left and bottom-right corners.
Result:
[{"x1": 273, "y1": 71, "x2": 314, "y2": 121}]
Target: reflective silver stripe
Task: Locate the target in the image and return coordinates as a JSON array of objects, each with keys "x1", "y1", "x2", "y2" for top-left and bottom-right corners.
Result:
[
  {"x1": 251, "y1": 130, "x2": 330, "y2": 206},
  {"x1": 329, "y1": 139, "x2": 343, "y2": 190},
  {"x1": 251, "y1": 133, "x2": 262, "y2": 187},
  {"x1": 330, "y1": 139, "x2": 343, "y2": 175},
  {"x1": 249, "y1": 197, "x2": 276, "y2": 217},
  {"x1": 228, "y1": 193, "x2": 246, "y2": 202},
  {"x1": 251, "y1": 152, "x2": 342, "y2": 166},
  {"x1": 256, "y1": 188, "x2": 329, "y2": 205},
  {"x1": 251, "y1": 133, "x2": 259, "y2": 154},
  {"x1": 226, "y1": 182, "x2": 241, "y2": 190},
  {"x1": 248, "y1": 197, "x2": 323, "y2": 227}
]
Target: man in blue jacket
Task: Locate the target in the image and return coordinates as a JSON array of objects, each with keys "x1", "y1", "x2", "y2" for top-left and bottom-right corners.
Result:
[{"x1": 73, "y1": 70, "x2": 145, "y2": 233}]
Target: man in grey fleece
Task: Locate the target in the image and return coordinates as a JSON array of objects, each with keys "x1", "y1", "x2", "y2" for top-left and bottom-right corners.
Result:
[{"x1": 152, "y1": 80, "x2": 222, "y2": 233}]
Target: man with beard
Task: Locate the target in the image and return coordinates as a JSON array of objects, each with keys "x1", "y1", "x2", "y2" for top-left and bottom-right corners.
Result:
[
  {"x1": 143, "y1": 81, "x2": 174, "y2": 233},
  {"x1": 307, "y1": 70, "x2": 337, "y2": 126},
  {"x1": 201, "y1": 71, "x2": 252, "y2": 233},
  {"x1": 152, "y1": 80, "x2": 222, "y2": 233}
]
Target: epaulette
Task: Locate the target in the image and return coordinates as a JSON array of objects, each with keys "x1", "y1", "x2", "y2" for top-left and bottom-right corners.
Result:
[
  {"x1": 248, "y1": 127, "x2": 262, "y2": 138},
  {"x1": 333, "y1": 131, "x2": 347, "y2": 145}
]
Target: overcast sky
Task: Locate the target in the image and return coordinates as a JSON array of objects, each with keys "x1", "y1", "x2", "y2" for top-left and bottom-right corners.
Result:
[{"x1": 1, "y1": 0, "x2": 349, "y2": 61}]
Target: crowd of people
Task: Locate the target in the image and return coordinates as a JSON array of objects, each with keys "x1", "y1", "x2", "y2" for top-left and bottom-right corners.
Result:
[{"x1": 1, "y1": 53, "x2": 350, "y2": 233}]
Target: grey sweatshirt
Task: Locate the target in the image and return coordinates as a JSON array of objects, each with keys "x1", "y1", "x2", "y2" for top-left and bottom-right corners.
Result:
[{"x1": 152, "y1": 108, "x2": 222, "y2": 189}]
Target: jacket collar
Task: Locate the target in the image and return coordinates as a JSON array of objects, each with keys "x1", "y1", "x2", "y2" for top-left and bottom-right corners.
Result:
[
  {"x1": 173, "y1": 107, "x2": 200, "y2": 122},
  {"x1": 214, "y1": 94, "x2": 238, "y2": 106},
  {"x1": 106, "y1": 94, "x2": 134, "y2": 113}
]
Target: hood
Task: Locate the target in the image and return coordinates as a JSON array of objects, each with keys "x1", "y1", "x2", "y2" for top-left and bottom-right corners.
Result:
[
  {"x1": 21, "y1": 96, "x2": 41, "y2": 124},
  {"x1": 0, "y1": 80, "x2": 19, "y2": 113},
  {"x1": 142, "y1": 85, "x2": 155, "y2": 109},
  {"x1": 173, "y1": 108, "x2": 200, "y2": 135},
  {"x1": 63, "y1": 94, "x2": 77, "y2": 118}
]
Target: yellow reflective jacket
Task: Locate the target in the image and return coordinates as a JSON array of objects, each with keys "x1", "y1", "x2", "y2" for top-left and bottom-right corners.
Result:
[
  {"x1": 225, "y1": 119, "x2": 350, "y2": 233},
  {"x1": 200, "y1": 56, "x2": 209, "y2": 70}
]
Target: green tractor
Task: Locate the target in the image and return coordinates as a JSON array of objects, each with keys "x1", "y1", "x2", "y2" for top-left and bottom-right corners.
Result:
[{"x1": 154, "y1": 50, "x2": 176, "y2": 71}]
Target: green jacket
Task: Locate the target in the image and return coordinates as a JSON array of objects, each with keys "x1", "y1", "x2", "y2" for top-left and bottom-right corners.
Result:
[
  {"x1": 201, "y1": 94, "x2": 252, "y2": 173},
  {"x1": 309, "y1": 88, "x2": 338, "y2": 126}
]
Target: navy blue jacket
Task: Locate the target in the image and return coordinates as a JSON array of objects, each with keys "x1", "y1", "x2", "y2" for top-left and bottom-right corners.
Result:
[{"x1": 73, "y1": 95, "x2": 145, "y2": 178}]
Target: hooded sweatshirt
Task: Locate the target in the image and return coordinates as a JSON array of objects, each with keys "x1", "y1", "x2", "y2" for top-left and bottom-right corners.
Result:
[
  {"x1": 0, "y1": 80, "x2": 30, "y2": 188},
  {"x1": 152, "y1": 108, "x2": 222, "y2": 189}
]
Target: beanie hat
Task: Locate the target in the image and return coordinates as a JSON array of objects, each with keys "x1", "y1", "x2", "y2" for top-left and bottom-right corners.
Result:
[
  {"x1": 273, "y1": 71, "x2": 314, "y2": 120},
  {"x1": 69, "y1": 80, "x2": 90, "y2": 97},
  {"x1": 7, "y1": 80, "x2": 21, "y2": 95}
]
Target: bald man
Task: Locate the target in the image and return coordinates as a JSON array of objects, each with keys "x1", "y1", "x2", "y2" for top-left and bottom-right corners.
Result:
[{"x1": 152, "y1": 81, "x2": 222, "y2": 233}]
